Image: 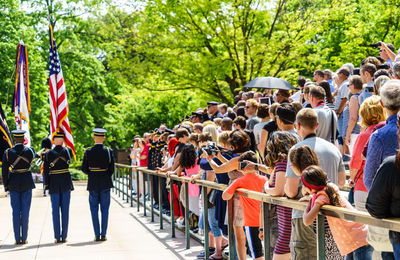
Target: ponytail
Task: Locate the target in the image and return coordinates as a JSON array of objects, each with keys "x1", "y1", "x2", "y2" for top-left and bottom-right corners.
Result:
[{"x1": 325, "y1": 183, "x2": 341, "y2": 206}]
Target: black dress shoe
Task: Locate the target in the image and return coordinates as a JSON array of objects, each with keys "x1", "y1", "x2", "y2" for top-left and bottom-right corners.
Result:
[
  {"x1": 61, "y1": 238, "x2": 67, "y2": 243},
  {"x1": 21, "y1": 240, "x2": 27, "y2": 244},
  {"x1": 15, "y1": 240, "x2": 21, "y2": 245},
  {"x1": 95, "y1": 236, "x2": 101, "y2": 242},
  {"x1": 100, "y1": 236, "x2": 107, "y2": 241},
  {"x1": 55, "y1": 239, "x2": 61, "y2": 243}
]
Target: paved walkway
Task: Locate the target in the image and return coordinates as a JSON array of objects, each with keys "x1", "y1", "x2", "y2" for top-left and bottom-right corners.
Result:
[{"x1": 0, "y1": 184, "x2": 203, "y2": 259}]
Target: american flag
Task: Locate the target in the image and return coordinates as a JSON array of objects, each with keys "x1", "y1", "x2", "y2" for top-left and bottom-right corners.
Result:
[{"x1": 48, "y1": 25, "x2": 75, "y2": 156}]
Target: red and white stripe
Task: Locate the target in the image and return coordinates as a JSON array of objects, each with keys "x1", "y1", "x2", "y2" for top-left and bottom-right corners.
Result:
[{"x1": 49, "y1": 69, "x2": 75, "y2": 155}]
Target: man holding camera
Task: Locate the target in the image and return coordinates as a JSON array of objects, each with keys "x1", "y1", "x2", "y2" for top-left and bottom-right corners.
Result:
[{"x1": 360, "y1": 63, "x2": 377, "y2": 104}]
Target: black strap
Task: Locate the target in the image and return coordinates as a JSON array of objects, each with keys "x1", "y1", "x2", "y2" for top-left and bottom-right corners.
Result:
[
  {"x1": 10, "y1": 150, "x2": 30, "y2": 169},
  {"x1": 49, "y1": 149, "x2": 70, "y2": 168},
  {"x1": 330, "y1": 109, "x2": 335, "y2": 144}
]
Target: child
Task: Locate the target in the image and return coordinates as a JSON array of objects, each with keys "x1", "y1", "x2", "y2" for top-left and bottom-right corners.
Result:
[
  {"x1": 301, "y1": 166, "x2": 369, "y2": 258},
  {"x1": 222, "y1": 151, "x2": 267, "y2": 260}
]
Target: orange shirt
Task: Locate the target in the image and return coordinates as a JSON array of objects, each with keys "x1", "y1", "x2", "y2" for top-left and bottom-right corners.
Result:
[
  {"x1": 315, "y1": 186, "x2": 368, "y2": 256},
  {"x1": 225, "y1": 173, "x2": 267, "y2": 227}
]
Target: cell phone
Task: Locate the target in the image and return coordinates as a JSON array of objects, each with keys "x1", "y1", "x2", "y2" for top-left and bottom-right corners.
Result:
[
  {"x1": 259, "y1": 97, "x2": 269, "y2": 104},
  {"x1": 238, "y1": 161, "x2": 247, "y2": 170}
]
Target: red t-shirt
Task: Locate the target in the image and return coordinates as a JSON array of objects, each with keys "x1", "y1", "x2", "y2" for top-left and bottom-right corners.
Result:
[
  {"x1": 225, "y1": 173, "x2": 268, "y2": 227},
  {"x1": 139, "y1": 143, "x2": 150, "y2": 167},
  {"x1": 350, "y1": 124, "x2": 377, "y2": 192}
]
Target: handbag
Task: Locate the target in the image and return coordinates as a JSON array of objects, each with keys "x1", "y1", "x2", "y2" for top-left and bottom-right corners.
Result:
[
  {"x1": 208, "y1": 189, "x2": 217, "y2": 208},
  {"x1": 348, "y1": 169, "x2": 363, "y2": 205}
]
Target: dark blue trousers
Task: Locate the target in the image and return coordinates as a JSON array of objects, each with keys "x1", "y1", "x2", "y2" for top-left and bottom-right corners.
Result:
[
  {"x1": 9, "y1": 190, "x2": 32, "y2": 241},
  {"x1": 89, "y1": 189, "x2": 111, "y2": 237},
  {"x1": 50, "y1": 190, "x2": 71, "y2": 239}
]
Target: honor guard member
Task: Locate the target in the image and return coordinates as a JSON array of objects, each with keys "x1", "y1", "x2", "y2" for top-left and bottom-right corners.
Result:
[
  {"x1": 43, "y1": 131, "x2": 74, "y2": 243},
  {"x1": 2, "y1": 130, "x2": 35, "y2": 245},
  {"x1": 81, "y1": 128, "x2": 114, "y2": 242}
]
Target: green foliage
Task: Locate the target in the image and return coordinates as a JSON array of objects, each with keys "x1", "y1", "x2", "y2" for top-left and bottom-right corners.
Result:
[
  {"x1": 69, "y1": 167, "x2": 87, "y2": 181},
  {"x1": 1, "y1": 0, "x2": 400, "y2": 159}
]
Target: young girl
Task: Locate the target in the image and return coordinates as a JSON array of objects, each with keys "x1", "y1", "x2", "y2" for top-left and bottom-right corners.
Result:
[
  {"x1": 301, "y1": 166, "x2": 369, "y2": 259},
  {"x1": 289, "y1": 146, "x2": 342, "y2": 260}
]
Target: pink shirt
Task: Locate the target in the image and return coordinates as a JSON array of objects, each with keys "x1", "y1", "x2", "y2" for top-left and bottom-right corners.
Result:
[{"x1": 184, "y1": 163, "x2": 200, "y2": 197}]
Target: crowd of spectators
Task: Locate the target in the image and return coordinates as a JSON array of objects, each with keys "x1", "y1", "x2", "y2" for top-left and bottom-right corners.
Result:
[{"x1": 128, "y1": 41, "x2": 400, "y2": 260}]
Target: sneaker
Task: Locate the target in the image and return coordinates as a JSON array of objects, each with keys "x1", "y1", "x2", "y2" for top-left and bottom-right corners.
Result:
[
  {"x1": 196, "y1": 248, "x2": 216, "y2": 259},
  {"x1": 176, "y1": 218, "x2": 185, "y2": 228}
]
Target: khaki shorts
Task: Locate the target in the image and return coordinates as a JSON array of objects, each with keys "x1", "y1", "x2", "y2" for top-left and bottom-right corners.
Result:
[{"x1": 290, "y1": 218, "x2": 317, "y2": 260}]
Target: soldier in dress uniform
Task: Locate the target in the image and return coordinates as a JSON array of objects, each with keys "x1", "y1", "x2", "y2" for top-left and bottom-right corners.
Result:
[
  {"x1": 81, "y1": 128, "x2": 114, "y2": 242},
  {"x1": 1, "y1": 130, "x2": 35, "y2": 245},
  {"x1": 43, "y1": 131, "x2": 74, "y2": 243}
]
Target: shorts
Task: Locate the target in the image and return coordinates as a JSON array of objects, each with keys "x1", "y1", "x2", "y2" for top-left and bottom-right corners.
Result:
[
  {"x1": 290, "y1": 218, "x2": 317, "y2": 260},
  {"x1": 243, "y1": 226, "x2": 264, "y2": 259},
  {"x1": 233, "y1": 193, "x2": 244, "y2": 226}
]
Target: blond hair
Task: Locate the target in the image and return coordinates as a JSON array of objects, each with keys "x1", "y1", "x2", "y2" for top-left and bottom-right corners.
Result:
[
  {"x1": 246, "y1": 98, "x2": 259, "y2": 109},
  {"x1": 203, "y1": 124, "x2": 219, "y2": 143},
  {"x1": 359, "y1": 95, "x2": 386, "y2": 127},
  {"x1": 218, "y1": 131, "x2": 231, "y2": 147}
]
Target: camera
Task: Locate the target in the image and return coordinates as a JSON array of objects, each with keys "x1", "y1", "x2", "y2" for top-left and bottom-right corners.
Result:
[
  {"x1": 203, "y1": 142, "x2": 219, "y2": 156},
  {"x1": 353, "y1": 68, "x2": 360, "y2": 75},
  {"x1": 377, "y1": 64, "x2": 390, "y2": 70},
  {"x1": 369, "y1": 42, "x2": 381, "y2": 48},
  {"x1": 238, "y1": 161, "x2": 247, "y2": 170}
]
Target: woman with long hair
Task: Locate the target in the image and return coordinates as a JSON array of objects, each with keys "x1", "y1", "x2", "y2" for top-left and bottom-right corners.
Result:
[{"x1": 263, "y1": 131, "x2": 298, "y2": 260}]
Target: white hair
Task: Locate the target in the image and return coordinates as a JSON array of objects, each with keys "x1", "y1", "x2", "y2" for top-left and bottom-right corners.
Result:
[{"x1": 380, "y1": 80, "x2": 400, "y2": 111}]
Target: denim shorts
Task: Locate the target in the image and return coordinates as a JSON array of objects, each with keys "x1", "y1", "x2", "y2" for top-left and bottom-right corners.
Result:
[{"x1": 208, "y1": 207, "x2": 222, "y2": 237}]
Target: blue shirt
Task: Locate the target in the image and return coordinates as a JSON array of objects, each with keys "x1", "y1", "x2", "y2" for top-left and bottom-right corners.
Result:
[
  {"x1": 359, "y1": 82, "x2": 373, "y2": 104},
  {"x1": 364, "y1": 114, "x2": 399, "y2": 190},
  {"x1": 328, "y1": 78, "x2": 335, "y2": 93}
]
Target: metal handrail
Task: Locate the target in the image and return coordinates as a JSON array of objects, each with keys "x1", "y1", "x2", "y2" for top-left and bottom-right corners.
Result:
[{"x1": 113, "y1": 163, "x2": 400, "y2": 260}]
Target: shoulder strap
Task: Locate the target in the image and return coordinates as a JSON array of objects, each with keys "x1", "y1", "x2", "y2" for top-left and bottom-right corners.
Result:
[
  {"x1": 106, "y1": 147, "x2": 111, "y2": 164},
  {"x1": 49, "y1": 149, "x2": 70, "y2": 168},
  {"x1": 10, "y1": 150, "x2": 30, "y2": 169},
  {"x1": 330, "y1": 109, "x2": 335, "y2": 144}
]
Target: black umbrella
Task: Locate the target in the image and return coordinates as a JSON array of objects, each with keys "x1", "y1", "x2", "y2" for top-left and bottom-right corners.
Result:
[{"x1": 243, "y1": 77, "x2": 295, "y2": 90}]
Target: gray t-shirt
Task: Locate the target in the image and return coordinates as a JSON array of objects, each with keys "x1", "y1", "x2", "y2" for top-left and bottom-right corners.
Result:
[
  {"x1": 246, "y1": 114, "x2": 261, "y2": 132},
  {"x1": 334, "y1": 80, "x2": 350, "y2": 111},
  {"x1": 285, "y1": 136, "x2": 345, "y2": 218},
  {"x1": 253, "y1": 121, "x2": 269, "y2": 145},
  {"x1": 314, "y1": 105, "x2": 337, "y2": 142}
]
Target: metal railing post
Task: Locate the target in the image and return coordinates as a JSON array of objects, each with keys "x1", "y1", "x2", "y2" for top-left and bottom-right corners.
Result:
[
  {"x1": 158, "y1": 175, "x2": 163, "y2": 229},
  {"x1": 112, "y1": 166, "x2": 116, "y2": 193},
  {"x1": 263, "y1": 202, "x2": 271, "y2": 260},
  {"x1": 118, "y1": 168, "x2": 121, "y2": 197},
  {"x1": 227, "y1": 198, "x2": 235, "y2": 260},
  {"x1": 151, "y1": 174, "x2": 154, "y2": 222},
  {"x1": 122, "y1": 168, "x2": 126, "y2": 201},
  {"x1": 170, "y1": 179, "x2": 176, "y2": 238},
  {"x1": 143, "y1": 171, "x2": 147, "y2": 216},
  {"x1": 130, "y1": 169, "x2": 134, "y2": 207},
  {"x1": 316, "y1": 215, "x2": 325, "y2": 260},
  {"x1": 184, "y1": 181, "x2": 190, "y2": 249},
  {"x1": 202, "y1": 186, "x2": 209, "y2": 260},
  {"x1": 126, "y1": 168, "x2": 129, "y2": 203},
  {"x1": 137, "y1": 170, "x2": 140, "y2": 212}
]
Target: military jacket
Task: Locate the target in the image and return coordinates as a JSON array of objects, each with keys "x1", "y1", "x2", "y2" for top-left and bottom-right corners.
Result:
[
  {"x1": 81, "y1": 144, "x2": 114, "y2": 191},
  {"x1": 1, "y1": 144, "x2": 35, "y2": 192},
  {"x1": 43, "y1": 145, "x2": 74, "y2": 194}
]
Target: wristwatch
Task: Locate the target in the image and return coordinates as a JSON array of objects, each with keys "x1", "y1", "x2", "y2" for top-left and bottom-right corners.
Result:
[
  {"x1": 254, "y1": 164, "x2": 259, "y2": 171},
  {"x1": 259, "y1": 228, "x2": 263, "y2": 231}
]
